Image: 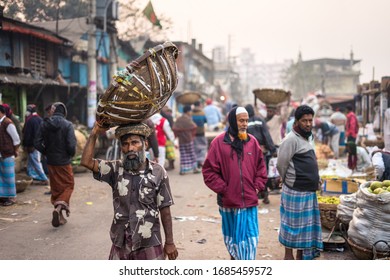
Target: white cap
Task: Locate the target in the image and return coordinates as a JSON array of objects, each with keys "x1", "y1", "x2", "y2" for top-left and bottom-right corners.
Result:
[{"x1": 235, "y1": 106, "x2": 248, "y2": 115}]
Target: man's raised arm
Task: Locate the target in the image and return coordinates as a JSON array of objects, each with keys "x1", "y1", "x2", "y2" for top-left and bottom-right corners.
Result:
[{"x1": 81, "y1": 122, "x2": 108, "y2": 173}]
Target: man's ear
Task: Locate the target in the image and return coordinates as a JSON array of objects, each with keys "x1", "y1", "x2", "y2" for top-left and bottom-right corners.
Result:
[{"x1": 144, "y1": 139, "x2": 149, "y2": 150}]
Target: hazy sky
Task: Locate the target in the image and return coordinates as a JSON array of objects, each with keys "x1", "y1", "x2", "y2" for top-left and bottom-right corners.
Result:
[{"x1": 152, "y1": 0, "x2": 390, "y2": 83}]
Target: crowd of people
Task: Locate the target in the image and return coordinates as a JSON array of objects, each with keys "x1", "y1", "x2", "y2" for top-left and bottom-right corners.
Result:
[
  {"x1": 2, "y1": 97, "x2": 390, "y2": 262},
  {"x1": 0, "y1": 102, "x2": 77, "y2": 228}
]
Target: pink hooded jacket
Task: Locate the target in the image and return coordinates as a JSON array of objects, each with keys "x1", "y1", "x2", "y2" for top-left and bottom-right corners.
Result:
[{"x1": 202, "y1": 132, "x2": 267, "y2": 208}]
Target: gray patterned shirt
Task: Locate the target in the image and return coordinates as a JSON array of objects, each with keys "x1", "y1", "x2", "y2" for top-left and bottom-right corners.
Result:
[{"x1": 93, "y1": 159, "x2": 174, "y2": 251}]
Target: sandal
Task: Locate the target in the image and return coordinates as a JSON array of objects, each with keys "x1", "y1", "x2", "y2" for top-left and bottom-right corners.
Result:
[
  {"x1": 52, "y1": 209, "x2": 60, "y2": 227},
  {"x1": 1, "y1": 199, "x2": 15, "y2": 206}
]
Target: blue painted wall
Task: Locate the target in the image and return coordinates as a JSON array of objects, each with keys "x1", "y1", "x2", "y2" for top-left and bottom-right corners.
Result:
[{"x1": 0, "y1": 33, "x2": 13, "y2": 67}]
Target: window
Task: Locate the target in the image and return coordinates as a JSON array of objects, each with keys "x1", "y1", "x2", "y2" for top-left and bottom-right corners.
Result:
[{"x1": 29, "y1": 37, "x2": 46, "y2": 77}]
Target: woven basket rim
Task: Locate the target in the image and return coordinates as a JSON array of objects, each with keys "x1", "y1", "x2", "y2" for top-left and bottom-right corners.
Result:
[
  {"x1": 318, "y1": 202, "x2": 338, "y2": 210},
  {"x1": 347, "y1": 238, "x2": 390, "y2": 259},
  {"x1": 252, "y1": 88, "x2": 290, "y2": 105},
  {"x1": 176, "y1": 91, "x2": 202, "y2": 104}
]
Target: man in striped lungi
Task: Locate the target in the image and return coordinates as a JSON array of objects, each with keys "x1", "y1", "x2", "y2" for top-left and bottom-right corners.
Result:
[
  {"x1": 202, "y1": 106, "x2": 268, "y2": 260},
  {"x1": 277, "y1": 105, "x2": 323, "y2": 260}
]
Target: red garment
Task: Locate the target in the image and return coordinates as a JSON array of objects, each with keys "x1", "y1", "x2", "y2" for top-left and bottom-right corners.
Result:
[
  {"x1": 346, "y1": 112, "x2": 359, "y2": 138},
  {"x1": 202, "y1": 133, "x2": 268, "y2": 208},
  {"x1": 155, "y1": 117, "x2": 166, "y2": 147},
  {"x1": 348, "y1": 154, "x2": 357, "y2": 170}
]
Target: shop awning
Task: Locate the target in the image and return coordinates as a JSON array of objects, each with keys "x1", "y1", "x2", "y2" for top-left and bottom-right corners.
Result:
[{"x1": 0, "y1": 74, "x2": 59, "y2": 86}]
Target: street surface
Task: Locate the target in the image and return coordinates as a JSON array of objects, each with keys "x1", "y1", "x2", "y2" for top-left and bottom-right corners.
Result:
[{"x1": 0, "y1": 158, "x2": 356, "y2": 260}]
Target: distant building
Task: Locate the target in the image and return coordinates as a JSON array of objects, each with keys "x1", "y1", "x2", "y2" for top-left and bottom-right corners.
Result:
[
  {"x1": 286, "y1": 50, "x2": 361, "y2": 100},
  {"x1": 236, "y1": 48, "x2": 292, "y2": 105}
]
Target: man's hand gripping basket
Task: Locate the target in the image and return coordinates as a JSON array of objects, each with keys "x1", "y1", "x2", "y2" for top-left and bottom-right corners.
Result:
[{"x1": 96, "y1": 42, "x2": 179, "y2": 127}]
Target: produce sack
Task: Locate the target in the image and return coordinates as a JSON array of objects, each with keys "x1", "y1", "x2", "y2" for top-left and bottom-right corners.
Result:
[
  {"x1": 347, "y1": 181, "x2": 390, "y2": 251},
  {"x1": 336, "y1": 193, "x2": 357, "y2": 225}
]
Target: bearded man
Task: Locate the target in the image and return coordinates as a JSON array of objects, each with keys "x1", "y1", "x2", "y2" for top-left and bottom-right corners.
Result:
[
  {"x1": 277, "y1": 105, "x2": 323, "y2": 260},
  {"x1": 81, "y1": 122, "x2": 178, "y2": 260},
  {"x1": 202, "y1": 106, "x2": 267, "y2": 260}
]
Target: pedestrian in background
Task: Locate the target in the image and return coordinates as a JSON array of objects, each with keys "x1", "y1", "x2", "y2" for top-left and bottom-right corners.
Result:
[
  {"x1": 204, "y1": 98, "x2": 223, "y2": 132},
  {"x1": 0, "y1": 104, "x2": 21, "y2": 206},
  {"x1": 22, "y1": 104, "x2": 49, "y2": 185},
  {"x1": 383, "y1": 108, "x2": 390, "y2": 152},
  {"x1": 372, "y1": 149, "x2": 390, "y2": 181},
  {"x1": 40, "y1": 104, "x2": 54, "y2": 179},
  {"x1": 315, "y1": 118, "x2": 340, "y2": 158},
  {"x1": 150, "y1": 111, "x2": 175, "y2": 169},
  {"x1": 160, "y1": 106, "x2": 176, "y2": 170},
  {"x1": 81, "y1": 122, "x2": 178, "y2": 260},
  {"x1": 245, "y1": 104, "x2": 277, "y2": 204},
  {"x1": 172, "y1": 105, "x2": 200, "y2": 175},
  {"x1": 345, "y1": 105, "x2": 359, "y2": 143},
  {"x1": 330, "y1": 107, "x2": 347, "y2": 148},
  {"x1": 277, "y1": 105, "x2": 323, "y2": 260},
  {"x1": 35, "y1": 102, "x2": 76, "y2": 227},
  {"x1": 143, "y1": 118, "x2": 159, "y2": 163},
  {"x1": 2, "y1": 103, "x2": 22, "y2": 138},
  {"x1": 191, "y1": 101, "x2": 208, "y2": 168},
  {"x1": 202, "y1": 106, "x2": 267, "y2": 260}
]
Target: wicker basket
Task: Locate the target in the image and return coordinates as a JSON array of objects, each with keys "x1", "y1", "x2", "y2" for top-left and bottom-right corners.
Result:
[
  {"x1": 176, "y1": 91, "x2": 201, "y2": 105},
  {"x1": 319, "y1": 202, "x2": 338, "y2": 230},
  {"x1": 96, "y1": 42, "x2": 179, "y2": 127},
  {"x1": 347, "y1": 238, "x2": 390, "y2": 260},
  {"x1": 252, "y1": 88, "x2": 290, "y2": 106},
  {"x1": 15, "y1": 174, "x2": 33, "y2": 193}
]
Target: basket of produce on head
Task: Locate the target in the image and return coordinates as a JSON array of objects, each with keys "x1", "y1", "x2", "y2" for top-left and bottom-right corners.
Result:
[
  {"x1": 318, "y1": 195, "x2": 339, "y2": 230},
  {"x1": 252, "y1": 88, "x2": 290, "y2": 106},
  {"x1": 15, "y1": 174, "x2": 33, "y2": 193},
  {"x1": 176, "y1": 91, "x2": 201, "y2": 105},
  {"x1": 96, "y1": 42, "x2": 179, "y2": 128}
]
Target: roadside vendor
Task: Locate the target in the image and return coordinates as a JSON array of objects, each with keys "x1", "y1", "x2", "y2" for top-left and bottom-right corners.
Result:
[{"x1": 372, "y1": 149, "x2": 390, "y2": 181}]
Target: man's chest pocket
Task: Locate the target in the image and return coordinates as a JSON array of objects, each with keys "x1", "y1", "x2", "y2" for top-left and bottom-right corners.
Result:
[{"x1": 138, "y1": 178, "x2": 157, "y2": 206}]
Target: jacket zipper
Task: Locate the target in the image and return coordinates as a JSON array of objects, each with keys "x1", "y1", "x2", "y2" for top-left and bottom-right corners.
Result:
[{"x1": 238, "y1": 156, "x2": 245, "y2": 207}]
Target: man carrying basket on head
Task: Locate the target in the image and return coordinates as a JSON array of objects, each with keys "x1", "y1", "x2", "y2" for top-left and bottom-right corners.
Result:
[
  {"x1": 81, "y1": 122, "x2": 178, "y2": 260},
  {"x1": 82, "y1": 42, "x2": 180, "y2": 260}
]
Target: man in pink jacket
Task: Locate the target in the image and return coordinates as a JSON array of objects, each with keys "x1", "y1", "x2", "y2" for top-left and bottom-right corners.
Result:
[{"x1": 202, "y1": 106, "x2": 267, "y2": 260}]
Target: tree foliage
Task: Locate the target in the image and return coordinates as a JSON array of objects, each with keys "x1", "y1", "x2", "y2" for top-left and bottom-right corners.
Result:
[
  {"x1": 2, "y1": 0, "x2": 171, "y2": 42},
  {"x1": 116, "y1": 0, "x2": 172, "y2": 42},
  {"x1": 2, "y1": 0, "x2": 89, "y2": 22}
]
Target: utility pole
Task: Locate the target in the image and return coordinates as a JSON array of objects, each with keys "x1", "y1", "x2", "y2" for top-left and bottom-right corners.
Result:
[{"x1": 87, "y1": 0, "x2": 97, "y2": 129}]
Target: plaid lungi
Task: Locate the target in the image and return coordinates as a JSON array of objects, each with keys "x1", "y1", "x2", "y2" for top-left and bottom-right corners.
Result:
[
  {"x1": 0, "y1": 157, "x2": 16, "y2": 198},
  {"x1": 193, "y1": 136, "x2": 208, "y2": 164},
  {"x1": 179, "y1": 142, "x2": 197, "y2": 173},
  {"x1": 219, "y1": 206, "x2": 259, "y2": 260},
  {"x1": 279, "y1": 184, "x2": 323, "y2": 259}
]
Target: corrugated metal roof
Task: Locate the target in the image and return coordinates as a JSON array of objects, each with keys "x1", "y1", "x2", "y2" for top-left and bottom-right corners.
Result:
[
  {"x1": 2, "y1": 17, "x2": 71, "y2": 45},
  {"x1": 31, "y1": 17, "x2": 90, "y2": 47},
  {"x1": 0, "y1": 74, "x2": 59, "y2": 86}
]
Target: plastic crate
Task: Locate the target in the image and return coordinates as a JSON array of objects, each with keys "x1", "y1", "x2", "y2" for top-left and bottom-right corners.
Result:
[{"x1": 323, "y1": 178, "x2": 359, "y2": 194}]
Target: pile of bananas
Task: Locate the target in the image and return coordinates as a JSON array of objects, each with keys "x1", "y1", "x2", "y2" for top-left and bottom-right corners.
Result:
[
  {"x1": 320, "y1": 175, "x2": 340, "y2": 179},
  {"x1": 317, "y1": 195, "x2": 340, "y2": 204}
]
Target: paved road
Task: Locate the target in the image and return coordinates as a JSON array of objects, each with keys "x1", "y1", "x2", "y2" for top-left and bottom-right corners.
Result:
[{"x1": 0, "y1": 163, "x2": 356, "y2": 260}]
